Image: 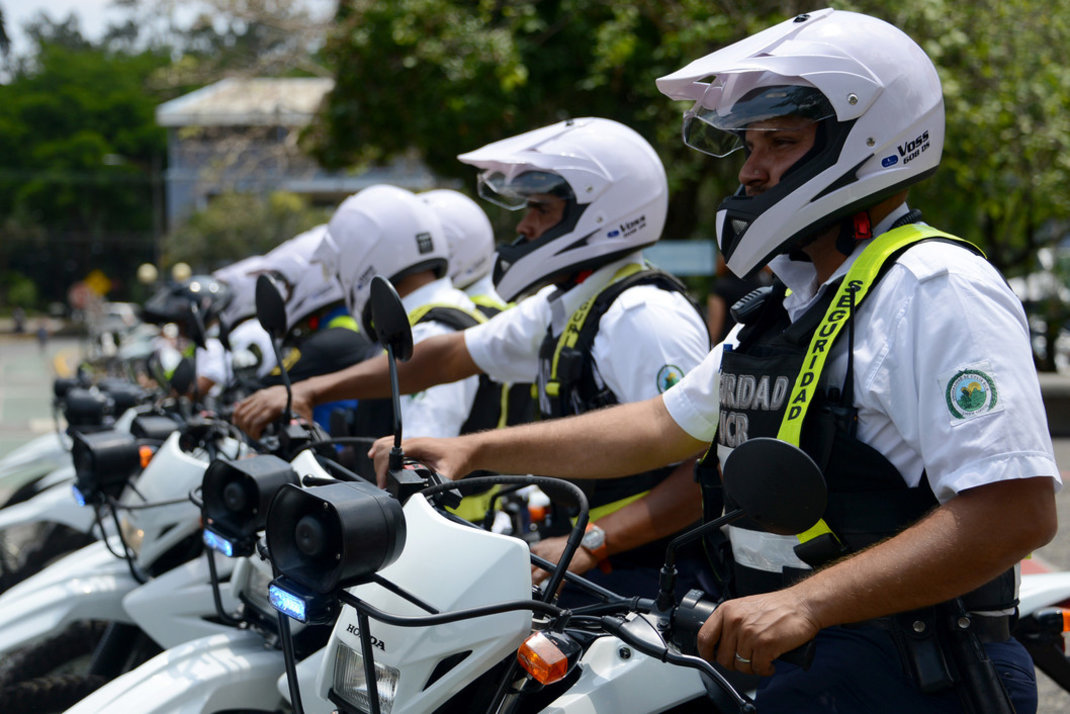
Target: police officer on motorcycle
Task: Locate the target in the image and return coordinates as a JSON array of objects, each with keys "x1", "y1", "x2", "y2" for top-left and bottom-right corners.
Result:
[
  {"x1": 388, "y1": 9, "x2": 1060, "y2": 713},
  {"x1": 235, "y1": 119, "x2": 713, "y2": 602}
]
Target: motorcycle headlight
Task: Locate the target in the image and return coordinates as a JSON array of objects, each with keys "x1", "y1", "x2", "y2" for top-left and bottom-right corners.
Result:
[
  {"x1": 332, "y1": 640, "x2": 400, "y2": 714},
  {"x1": 119, "y1": 515, "x2": 145, "y2": 558}
]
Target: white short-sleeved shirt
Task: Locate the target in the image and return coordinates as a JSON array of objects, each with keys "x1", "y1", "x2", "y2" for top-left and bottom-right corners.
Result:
[
  {"x1": 464, "y1": 252, "x2": 711, "y2": 406},
  {"x1": 195, "y1": 337, "x2": 229, "y2": 395},
  {"x1": 229, "y1": 319, "x2": 277, "y2": 379},
  {"x1": 195, "y1": 320, "x2": 277, "y2": 392},
  {"x1": 664, "y1": 208, "x2": 1061, "y2": 504},
  {"x1": 400, "y1": 278, "x2": 482, "y2": 439}
]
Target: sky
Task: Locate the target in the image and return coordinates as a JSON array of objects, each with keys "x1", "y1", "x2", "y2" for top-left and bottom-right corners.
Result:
[
  {"x1": 4, "y1": 0, "x2": 139, "y2": 55},
  {"x1": 1, "y1": 0, "x2": 336, "y2": 57}
]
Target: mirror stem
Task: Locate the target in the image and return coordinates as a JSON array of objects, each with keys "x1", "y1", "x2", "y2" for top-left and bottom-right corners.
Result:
[
  {"x1": 387, "y1": 344, "x2": 404, "y2": 471},
  {"x1": 269, "y1": 335, "x2": 293, "y2": 420},
  {"x1": 656, "y1": 508, "x2": 744, "y2": 611}
]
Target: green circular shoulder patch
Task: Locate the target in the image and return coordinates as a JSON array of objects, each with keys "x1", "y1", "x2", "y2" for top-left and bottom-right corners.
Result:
[
  {"x1": 656, "y1": 364, "x2": 684, "y2": 393},
  {"x1": 945, "y1": 369, "x2": 998, "y2": 419}
]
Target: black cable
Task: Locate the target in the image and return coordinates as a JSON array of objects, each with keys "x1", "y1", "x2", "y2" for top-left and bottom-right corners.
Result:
[
  {"x1": 338, "y1": 590, "x2": 565, "y2": 626},
  {"x1": 369, "y1": 573, "x2": 440, "y2": 614},
  {"x1": 108, "y1": 505, "x2": 147, "y2": 584},
  {"x1": 418, "y1": 474, "x2": 589, "y2": 605},
  {"x1": 277, "y1": 610, "x2": 305, "y2": 714},
  {"x1": 205, "y1": 548, "x2": 243, "y2": 627},
  {"x1": 357, "y1": 610, "x2": 382, "y2": 714},
  {"x1": 111, "y1": 495, "x2": 193, "y2": 511}
]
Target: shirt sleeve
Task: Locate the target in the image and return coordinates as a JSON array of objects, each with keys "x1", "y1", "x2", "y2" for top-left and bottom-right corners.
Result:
[
  {"x1": 464, "y1": 286, "x2": 553, "y2": 384},
  {"x1": 404, "y1": 320, "x2": 480, "y2": 439},
  {"x1": 662, "y1": 344, "x2": 724, "y2": 443},
  {"x1": 592, "y1": 285, "x2": 711, "y2": 403},
  {"x1": 863, "y1": 247, "x2": 1060, "y2": 503},
  {"x1": 195, "y1": 339, "x2": 228, "y2": 386}
]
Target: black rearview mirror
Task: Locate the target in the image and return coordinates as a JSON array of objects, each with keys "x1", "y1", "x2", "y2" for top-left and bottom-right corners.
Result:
[
  {"x1": 721, "y1": 437, "x2": 827, "y2": 535},
  {"x1": 368, "y1": 275, "x2": 413, "y2": 362},
  {"x1": 255, "y1": 273, "x2": 289, "y2": 338},
  {"x1": 169, "y1": 357, "x2": 197, "y2": 396}
]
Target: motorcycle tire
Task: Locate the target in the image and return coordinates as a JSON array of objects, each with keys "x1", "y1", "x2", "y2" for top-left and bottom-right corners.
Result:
[
  {"x1": 0, "y1": 620, "x2": 108, "y2": 688},
  {"x1": 0, "y1": 523, "x2": 96, "y2": 595},
  {"x1": 0, "y1": 673, "x2": 109, "y2": 714}
]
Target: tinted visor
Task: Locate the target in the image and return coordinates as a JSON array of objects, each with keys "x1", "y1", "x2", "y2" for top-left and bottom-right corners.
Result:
[
  {"x1": 476, "y1": 170, "x2": 574, "y2": 211},
  {"x1": 683, "y1": 84, "x2": 835, "y2": 158}
]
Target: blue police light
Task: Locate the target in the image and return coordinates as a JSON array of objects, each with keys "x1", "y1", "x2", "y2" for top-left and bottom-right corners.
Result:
[
  {"x1": 71, "y1": 484, "x2": 87, "y2": 507},
  {"x1": 202, "y1": 528, "x2": 236, "y2": 558},
  {"x1": 269, "y1": 581, "x2": 308, "y2": 622},
  {"x1": 267, "y1": 575, "x2": 339, "y2": 625}
]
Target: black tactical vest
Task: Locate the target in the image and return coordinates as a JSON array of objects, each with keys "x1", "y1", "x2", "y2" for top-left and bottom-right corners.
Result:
[
  {"x1": 536, "y1": 266, "x2": 709, "y2": 513},
  {"x1": 698, "y1": 226, "x2": 1016, "y2": 612}
]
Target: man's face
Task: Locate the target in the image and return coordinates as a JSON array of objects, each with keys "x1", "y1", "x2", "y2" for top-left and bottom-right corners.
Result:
[
  {"x1": 515, "y1": 193, "x2": 566, "y2": 242},
  {"x1": 738, "y1": 116, "x2": 817, "y2": 196}
]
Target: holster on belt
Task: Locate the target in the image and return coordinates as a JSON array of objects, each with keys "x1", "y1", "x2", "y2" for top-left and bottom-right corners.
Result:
[
  {"x1": 884, "y1": 601, "x2": 1016, "y2": 714},
  {"x1": 887, "y1": 607, "x2": 955, "y2": 694}
]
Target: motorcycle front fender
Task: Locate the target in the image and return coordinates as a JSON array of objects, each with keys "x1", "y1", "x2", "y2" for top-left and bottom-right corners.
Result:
[
  {"x1": 0, "y1": 540, "x2": 136, "y2": 655},
  {"x1": 123, "y1": 555, "x2": 238, "y2": 650},
  {"x1": 0, "y1": 431, "x2": 69, "y2": 497},
  {"x1": 1021, "y1": 571, "x2": 1070, "y2": 616},
  {"x1": 277, "y1": 647, "x2": 334, "y2": 714},
  {"x1": 0, "y1": 475, "x2": 97, "y2": 533},
  {"x1": 65, "y1": 629, "x2": 287, "y2": 714}
]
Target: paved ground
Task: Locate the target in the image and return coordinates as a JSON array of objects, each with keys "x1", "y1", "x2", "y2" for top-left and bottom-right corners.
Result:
[
  {"x1": 0, "y1": 331, "x2": 81, "y2": 457},
  {"x1": 2, "y1": 328, "x2": 1070, "y2": 708}
]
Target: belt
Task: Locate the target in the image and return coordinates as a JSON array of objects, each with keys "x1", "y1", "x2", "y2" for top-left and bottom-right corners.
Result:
[{"x1": 855, "y1": 611, "x2": 1013, "y2": 643}]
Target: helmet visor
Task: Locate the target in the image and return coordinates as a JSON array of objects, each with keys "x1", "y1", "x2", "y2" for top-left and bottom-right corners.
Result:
[
  {"x1": 477, "y1": 170, "x2": 574, "y2": 211},
  {"x1": 683, "y1": 84, "x2": 835, "y2": 158}
]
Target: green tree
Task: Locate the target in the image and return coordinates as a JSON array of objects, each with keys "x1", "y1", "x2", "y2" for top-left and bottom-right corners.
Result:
[
  {"x1": 0, "y1": 16, "x2": 176, "y2": 305},
  {"x1": 309, "y1": 0, "x2": 1070, "y2": 271},
  {"x1": 161, "y1": 190, "x2": 331, "y2": 271},
  {"x1": 307, "y1": 0, "x2": 810, "y2": 243}
]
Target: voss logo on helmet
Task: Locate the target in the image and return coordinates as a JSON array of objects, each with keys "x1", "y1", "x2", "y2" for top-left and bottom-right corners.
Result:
[
  {"x1": 416, "y1": 232, "x2": 434, "y2": 254},
  {"x1": 619, "y1": 215, "x2": 647, "y2": 238},
  {"x1": 897, "y1": 130, "x2": 931, "y2": 166}
]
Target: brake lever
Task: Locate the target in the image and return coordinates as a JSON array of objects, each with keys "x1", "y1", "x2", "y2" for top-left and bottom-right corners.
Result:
[{"x1": 599, "y1": 614, "x2": 756, "y2": 714}]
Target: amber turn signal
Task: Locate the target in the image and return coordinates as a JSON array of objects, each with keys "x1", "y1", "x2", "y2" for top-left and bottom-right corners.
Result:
[{"x1": 517, "y1": 630, "x2": 580, "y2": 685}]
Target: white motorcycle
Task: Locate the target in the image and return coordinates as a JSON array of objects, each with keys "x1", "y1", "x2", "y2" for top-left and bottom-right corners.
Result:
[
  {"x1": 0, "y1": 366, "x2": 182, "y2": 594},
  {"x1": 0, "y1": 397, "x2": 250, "y2": 712},
  {"x1": 58, "y1": 275, "x2": 1070, "y2": 713}
]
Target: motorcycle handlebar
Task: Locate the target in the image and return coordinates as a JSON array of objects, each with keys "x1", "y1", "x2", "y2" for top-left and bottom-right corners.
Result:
[{"x1": 669, "y1": 589, "x2": 815, "y2": 670}]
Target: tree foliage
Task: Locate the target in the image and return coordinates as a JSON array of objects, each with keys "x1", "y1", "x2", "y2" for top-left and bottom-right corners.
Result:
[
  {"x1": 0, "y1": 16, "x2": 174, "y2": 305},
  {"x1": 308, "y1": 0, "x2": 1070, "y2": 276},
  {"x1": 161, "y1": 190, "x2": 331, "y2": 271},
  {"x1": 307, "y1": 0, "x2": 815, "y2": 242}
]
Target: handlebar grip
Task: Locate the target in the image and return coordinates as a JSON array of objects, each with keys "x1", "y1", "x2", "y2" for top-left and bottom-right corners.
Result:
[
  {"x1": 672, "y1": 589, "x2": 816, "y2": 670},
  {"x1": 776, "y1": 639, "x2": 816, "y2": 670}
]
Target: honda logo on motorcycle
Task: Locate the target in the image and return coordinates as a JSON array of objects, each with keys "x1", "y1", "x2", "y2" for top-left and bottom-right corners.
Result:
[{"x1": 347, "y1": 623, "x2": 386, "y2": 650}]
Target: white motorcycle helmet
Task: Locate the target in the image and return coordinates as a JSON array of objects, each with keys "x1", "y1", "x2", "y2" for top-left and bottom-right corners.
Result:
[
  {"x1": 656, "y1": 8, "x2": 944, "y2": 278},
  {"x1": 419, "y1": 189, "x2": 496, "y2": 291},
  {"x1": 263, "y1": 225, "x2": 347, "y2": 331},
  {"x1": 212, "y1": 254, "x2": 270, "y2": 332},
  {"x1": 319, "y1": 184, "x2": 449, "y2": 334},
  {"x1": 457, "y1": 117, "x2": 668, "y2": 302}
]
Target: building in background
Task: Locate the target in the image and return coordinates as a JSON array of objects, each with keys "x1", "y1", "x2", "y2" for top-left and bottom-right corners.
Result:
[{"x1": 156, "y1": 77, "x2": 437, "y2": 227}]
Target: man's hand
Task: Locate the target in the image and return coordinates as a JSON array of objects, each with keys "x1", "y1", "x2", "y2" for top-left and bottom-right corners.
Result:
[
  {"x1": 232, "y1": 385, "x2": 313, "y2": 439},
  {"x1": 370, "y1": 435, "x2": 477, "y2": 488},
  {"x1": 529, "y1": 535, "x2": 598, "y2": 585},
  {"x1": 697, "y1": 589, "x2": 821, "y2": 677}
]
